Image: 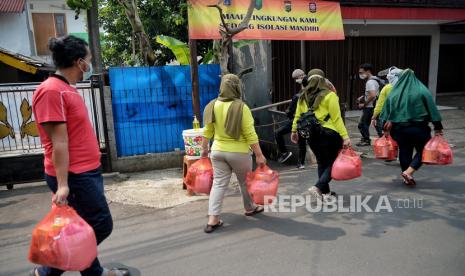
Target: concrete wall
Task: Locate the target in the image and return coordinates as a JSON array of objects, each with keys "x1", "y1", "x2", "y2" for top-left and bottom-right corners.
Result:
[
  {"x1": 343, "y1": 22, "x2": 441, "y2": 98},
  {"x1": 232, "y1": 41, "x2": 277, "y2": 157},
  {"x1": 103, "y1": 87, "x2": 183, "y2": 173},
  {"x1": 0, "y1": 12, "x2": 33, "y2": 56}
]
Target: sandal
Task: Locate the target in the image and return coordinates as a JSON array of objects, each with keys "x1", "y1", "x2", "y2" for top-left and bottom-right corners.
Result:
[
  {"x1": 401, "y1": 173, "x2": 416, "y2": 186},
  {"x1": 204, "y1": 220, "x2": 224, "y2": 233},
  {"x1": 245, "y1": 206, "x2": 265, "y2": 216}
]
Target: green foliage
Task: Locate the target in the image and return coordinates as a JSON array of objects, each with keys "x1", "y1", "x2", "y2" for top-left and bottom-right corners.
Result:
[
  {"x1": 66, "y1": 0, "x2": 92, "y2": 19},
  {"x1": 99, "y1": 0, "x2": 212, "y2": 67},
  {"x1": 233, "y1": 39, "x2": 259, "y2": 49},
  {"x1": 156, "y1": 35, "x2": 190, "y2": 65}
]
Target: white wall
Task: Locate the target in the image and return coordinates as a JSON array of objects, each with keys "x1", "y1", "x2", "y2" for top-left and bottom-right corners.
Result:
[
  {"x1": 343, "y1": 22, "x2": 441, "y2": 98},
  {"x1": 28, "y1": 0, "x2": 87, "y2": 55},
  {"x1": 0, "y1": 12, "x2": 33, "y2": 56}
]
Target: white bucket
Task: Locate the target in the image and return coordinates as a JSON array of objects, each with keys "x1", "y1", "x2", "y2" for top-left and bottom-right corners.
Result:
[{"x1": 182, "y1": 128, "x2": 204, "y2": 159}]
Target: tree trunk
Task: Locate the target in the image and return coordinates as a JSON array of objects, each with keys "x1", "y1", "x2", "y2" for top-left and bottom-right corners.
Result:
[
  {"x1": 189, "y1": 39, "x2": 201, "y2": 122},
  {"x1": 209, "y1": 1, "x2": 256, "y2": 75},
  {"x1": 117, "y1": 0, "x2": 156, "y2": 65},
  {"x1": 87, "y1": 0, "x2": 103, "y2": 73}
]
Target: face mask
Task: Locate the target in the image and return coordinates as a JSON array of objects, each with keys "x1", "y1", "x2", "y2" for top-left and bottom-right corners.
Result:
[
  {"x1": 296, "y1": 78, "x2": 303, "y2": 84},
  {"x1": 359, "y1": 73, "x2": 367, "y2": 80},
  {"x1": 79, "y1": 59, "x2": 93, "y2": 80}
]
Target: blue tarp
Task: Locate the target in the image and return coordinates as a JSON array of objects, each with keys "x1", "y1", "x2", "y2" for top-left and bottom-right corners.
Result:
[{"x1": 109, "y1": 65, "x2": 220, "y2": 157}]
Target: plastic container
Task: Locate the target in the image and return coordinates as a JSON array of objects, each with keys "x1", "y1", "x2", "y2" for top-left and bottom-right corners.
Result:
[
  {"x1": 182, "y1": 128, "x2": 204, "y2": 159},
  {"x1": 246, "y1": 165, "x2": 279, "y2": 205}
]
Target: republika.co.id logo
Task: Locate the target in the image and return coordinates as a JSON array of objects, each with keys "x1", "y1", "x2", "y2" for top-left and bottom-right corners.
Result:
[{"x1": 264, "y1": 195, "x2": 424, "y2": 213}]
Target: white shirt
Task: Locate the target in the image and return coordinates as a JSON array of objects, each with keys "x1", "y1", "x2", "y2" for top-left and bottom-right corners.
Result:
[{"x1": 365, "y1": 77, "x2": 380, "y2": 108}]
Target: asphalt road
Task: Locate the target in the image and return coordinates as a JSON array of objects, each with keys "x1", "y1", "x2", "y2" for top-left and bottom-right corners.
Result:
[{"x1": 1, "y1": 148, "x2": 465, "y2": 276}]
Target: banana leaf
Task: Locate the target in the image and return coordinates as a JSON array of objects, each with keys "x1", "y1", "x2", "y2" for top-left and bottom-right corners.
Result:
[
  {"x1": 156, "y1": 35, "x2": 190, "y2": 65},
  {"x1": 201, "y1": 49, "x2": 215, "y2": 64}
]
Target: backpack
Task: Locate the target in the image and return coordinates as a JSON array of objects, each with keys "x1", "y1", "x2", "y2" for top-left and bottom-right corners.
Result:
[
  {"x1": 371, "y1": 77, "x2": 386, "y2": 107},
  {"x1": 296, "y1": 110, "x2": 330, "y2": 139}
]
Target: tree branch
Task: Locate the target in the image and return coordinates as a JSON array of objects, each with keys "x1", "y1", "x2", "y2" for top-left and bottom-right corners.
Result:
[
  {"x1": 207, "y1": 4, "x2": 230, "y2": 34},
  {"x1": 230, "y1": 0, "x2": 255, "y2": 35}
]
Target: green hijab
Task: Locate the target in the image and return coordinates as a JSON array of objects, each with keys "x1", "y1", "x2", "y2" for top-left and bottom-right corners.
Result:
[
  {"x1": 380, "y1": 69, "x2": 442, "y2": 123},
  {"x1": 203, "y1": 74, "x2": 245, "y2": 140},
  {"x1": 300, "y1": 69, "x2": 331, "y2": 110}
]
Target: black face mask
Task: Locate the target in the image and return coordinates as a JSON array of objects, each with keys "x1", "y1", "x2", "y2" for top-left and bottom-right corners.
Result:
[{"x1": 301, "y1": 77, "x2": 309, "y2": 87}]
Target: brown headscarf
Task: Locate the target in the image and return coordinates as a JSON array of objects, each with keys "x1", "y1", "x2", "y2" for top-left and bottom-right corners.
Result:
[
  {"x1": 300, "y1": 69, "x2": 332, "y2": 110},
  {"x1": 203, "y1": 74, "x2": 245, "y2": 140}
]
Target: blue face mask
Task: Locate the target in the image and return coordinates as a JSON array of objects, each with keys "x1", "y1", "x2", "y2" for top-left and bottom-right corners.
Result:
[{"x1": 79, "y1": 59, "x2": 93, "y2": 80}]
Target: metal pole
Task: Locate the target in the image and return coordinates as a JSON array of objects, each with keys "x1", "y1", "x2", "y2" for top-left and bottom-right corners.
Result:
[
  {"x1": 189, "y1": 39, "x2": 201, "y2": 122},
  {"x1": 300, "y1": 40, "x2": 306, "y2": 71},
  {"x1": 87, "y1": 2, "x2": 103, "y2": 74},
  {"x1": 250, "y1": 99, "x2": 292, "y2": 112}
]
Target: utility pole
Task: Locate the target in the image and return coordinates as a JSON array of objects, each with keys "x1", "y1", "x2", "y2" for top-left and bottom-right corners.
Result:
[
  {"x1": 189, "y1": 39, "x2": 201, "y2": 122},
  {"x1": 87, "y1": 2, "x2": 103, "y2": 74}
]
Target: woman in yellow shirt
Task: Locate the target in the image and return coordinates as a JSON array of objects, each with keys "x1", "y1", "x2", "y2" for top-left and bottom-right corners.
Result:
[
  {"x1": 291, "y1": 69, "x2": 351, "y2": 202},
  {"x1": 371, "y1": 67, "x2": 402, "y2": 130},
  {"x1": 201, "y1": 74, "x2": 266, "y2": 233}
]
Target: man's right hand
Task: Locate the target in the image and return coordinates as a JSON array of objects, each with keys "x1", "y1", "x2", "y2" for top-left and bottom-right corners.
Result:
[
  {"x1": 291, "y1": 132, "x2": 299, "y2": 144},
  {"x1": 53, "y1": 185, "x2": 69, "y2": 205}
]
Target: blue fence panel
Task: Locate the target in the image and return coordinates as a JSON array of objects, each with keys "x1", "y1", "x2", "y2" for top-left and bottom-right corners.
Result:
[{"x1": 109, "y1": 64, "x2": 220, "y2": 157}]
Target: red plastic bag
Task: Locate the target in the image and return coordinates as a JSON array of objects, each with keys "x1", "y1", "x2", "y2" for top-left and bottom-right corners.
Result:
[
  {"x1": 422, "y1": 135, "x2": 453, "y2": 165},
  {"x1": 373, "y1": 135, "x2": 398, "y2": 160},
  {"x1": 331, "y1": 147, "x2": 362, "y2": 180},
  {"x1": 184, "y1": 157, "x2": 213, "y2": 194},
  {"x1": 246, "y1": 165, "x2": 279, "y2": 205},
  {"x1": 29, "y1": 204, "x2": 97, "y2": 271}
]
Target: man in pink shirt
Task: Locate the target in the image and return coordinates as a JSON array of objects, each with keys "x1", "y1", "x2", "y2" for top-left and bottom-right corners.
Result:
[{"x1": 31, "y1": 35, "x2": 129, "y2": 276}]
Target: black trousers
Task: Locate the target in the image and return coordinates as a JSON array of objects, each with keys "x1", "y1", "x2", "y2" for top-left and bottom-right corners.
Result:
[
  {"x1": 307, "y1": 128, "x2": 343, "y2": 194},
  {"x1": 391, "y1": 124, "x2": 432, "y2": 172},
  {"x1": 275, "y1": 121, "x2": 307, "y2": 164},
  {"x1": 358, "y1": 107, "x2": 374, "y2": 141}
]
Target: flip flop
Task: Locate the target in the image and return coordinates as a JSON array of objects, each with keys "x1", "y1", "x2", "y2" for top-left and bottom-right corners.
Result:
[
  {"x1": 401, "y1": 173, "x2": 416, "y2": 186},
  {"x1": 245, "y1": 206, "x2": 265, "y2": 216},
  {"x1": 204, "y1": 220, "x2": 224, "y2": 233}
]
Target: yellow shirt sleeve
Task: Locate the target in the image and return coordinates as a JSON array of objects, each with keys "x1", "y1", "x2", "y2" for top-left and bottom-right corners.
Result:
[
  {"x1": 292, "y1": 99, "x2": 308, "y2": 132},
  {"x1": 373, "y1": 84, "x2": 393, "y2": 117},
  {"x1": 241, "y1": 105, "x2": 259, "y2": 145},
  {"x1": 327, "y1": 93, "x2": 349, "y2": 139},
  {"x1": 203, "y1": 122, "x2": 214, "y2": 139}
]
